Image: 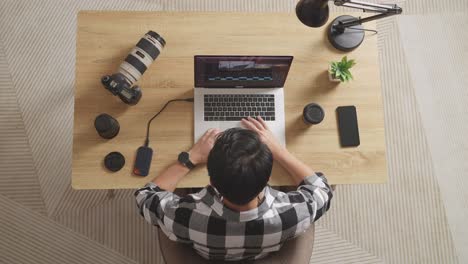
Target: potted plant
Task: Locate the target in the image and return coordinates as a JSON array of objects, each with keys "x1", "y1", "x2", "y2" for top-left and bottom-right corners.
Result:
[{"x1": 329, "y1": 56, "x2": 356, "y2": 83}]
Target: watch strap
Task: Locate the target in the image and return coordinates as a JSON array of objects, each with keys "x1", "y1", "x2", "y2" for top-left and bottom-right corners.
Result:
[
  {"x1": 178, "y1": 151, "x2": 195, "y2": 169},
  {"x1": 185, "y1": 158, "x2": 195, "y2": 170}
]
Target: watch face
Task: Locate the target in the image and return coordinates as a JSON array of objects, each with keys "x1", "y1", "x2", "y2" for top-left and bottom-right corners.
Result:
[{"x1": 178, "y1": 152, "x2": 189, "y2": 163}]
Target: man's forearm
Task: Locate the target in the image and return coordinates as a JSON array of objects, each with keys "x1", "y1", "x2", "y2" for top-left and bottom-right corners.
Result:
[
  {"x1": 275, "y1": 150, "x2": 315, "y2": 186},
  {"x1": 151, "y1": 162, "x2": 190, "y2": 192}
]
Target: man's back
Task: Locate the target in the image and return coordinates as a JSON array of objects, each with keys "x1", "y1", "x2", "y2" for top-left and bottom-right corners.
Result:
[
  {"x1": 135, "y1": 173, "x2": 331, "y2": 261},
  {"x1": 135, "y1": 119, "x2": 333, "y2": 261}
]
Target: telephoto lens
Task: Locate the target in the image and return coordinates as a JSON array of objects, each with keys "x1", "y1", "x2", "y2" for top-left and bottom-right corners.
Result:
[
  {"x1": 101, "y1": 31, "x2": 166, "y2": 105},
  {"x1": 118, "y1": 31, "x2": 166, "y2": 86}
]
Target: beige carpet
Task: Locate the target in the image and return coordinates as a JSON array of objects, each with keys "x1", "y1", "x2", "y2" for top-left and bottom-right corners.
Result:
[
  {"x1": 1, "y1": 0, "x2": 467, "y2": 263},
  {"x1": 397, "y1": 14, "x2": 468, "y2": 262}
]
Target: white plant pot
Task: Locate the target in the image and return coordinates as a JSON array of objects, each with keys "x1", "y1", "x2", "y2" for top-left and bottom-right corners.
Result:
[{"x1": 328, "y1": 65, "x2": 341, "y2": 83}]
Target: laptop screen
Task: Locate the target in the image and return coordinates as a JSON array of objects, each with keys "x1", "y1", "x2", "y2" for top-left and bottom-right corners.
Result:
[{"x1": 194, "y1": 56, "x2": 293, "y2": 88}]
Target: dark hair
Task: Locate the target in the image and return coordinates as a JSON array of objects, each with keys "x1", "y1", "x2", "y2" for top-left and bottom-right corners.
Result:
[{"x1": 207, "y1": 128, "x2": 273, "y2": 205}]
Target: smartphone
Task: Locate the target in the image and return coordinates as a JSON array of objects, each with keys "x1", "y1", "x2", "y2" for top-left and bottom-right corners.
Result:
[{"x1": 336, "y1": 106, "x2": 360, "y2": 147}]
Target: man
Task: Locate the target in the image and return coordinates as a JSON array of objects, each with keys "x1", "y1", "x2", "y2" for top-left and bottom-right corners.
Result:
[{"x1": 135, "y1": 116, "x2": 333, "y2": 261}]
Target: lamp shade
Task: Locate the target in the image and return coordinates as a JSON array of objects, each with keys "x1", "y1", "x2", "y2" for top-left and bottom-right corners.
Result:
[{"x1": 296, "y1": 0, "x2": 330, "y2": 27}]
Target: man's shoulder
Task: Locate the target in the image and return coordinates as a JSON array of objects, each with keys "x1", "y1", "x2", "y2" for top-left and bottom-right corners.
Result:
[{"x1": 173, "y1": 187, "x2": 214, "y2": 212}]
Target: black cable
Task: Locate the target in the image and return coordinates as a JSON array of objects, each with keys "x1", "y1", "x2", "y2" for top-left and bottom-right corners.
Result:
[
  {"x1": 348, "y1": 27, "x2": 378, "y2": 35},
  {"x1": 144, "y1": 98, "x2": 194, "y2": 147}
]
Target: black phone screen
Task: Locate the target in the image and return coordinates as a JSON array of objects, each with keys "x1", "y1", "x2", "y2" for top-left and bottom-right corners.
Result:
[{"x1": 336, "y1": 106, "x2": 360, "y2": 147}]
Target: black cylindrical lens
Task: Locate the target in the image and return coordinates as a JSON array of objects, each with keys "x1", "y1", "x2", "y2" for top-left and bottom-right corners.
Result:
[{"x1": 94, "y1": 113, "x2": 120, "y2": 139}]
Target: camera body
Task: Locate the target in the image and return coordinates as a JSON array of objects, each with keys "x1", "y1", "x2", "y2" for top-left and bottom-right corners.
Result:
[
  {"x1": 101, "y1": 74, "x2": 142, "y2": 105},
  {"x1": 102, "y1": 31, "x2": 165, "y2": 105}
]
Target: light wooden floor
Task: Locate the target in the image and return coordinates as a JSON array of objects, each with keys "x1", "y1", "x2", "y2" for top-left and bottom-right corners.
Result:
[{"x1": 0, "y1": 1, "x2": 467, "y2": 263}]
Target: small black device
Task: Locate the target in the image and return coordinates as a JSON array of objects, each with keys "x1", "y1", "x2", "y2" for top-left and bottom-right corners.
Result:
[
  {"x1": 336, "y1": 106, "x2": 360, "y2": 147},
  {"x1": 101, "y1": 31, "x2": 166, "y2": 105},
  {"x1": 133, "y1": 146, "x2": 153, "y2": 176},
  {"x1": 178, "y1": 152, "x2": 195, "y2": 170},
  {"x1": 104, "y1": 152, "x2": 125, "y2": 172},
  {"x1": 94, "y1": 113, "x2": 120, "y2": 139}
]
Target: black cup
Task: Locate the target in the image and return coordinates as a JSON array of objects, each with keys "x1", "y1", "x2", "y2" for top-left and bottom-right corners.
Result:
[
  {"x1": 94, "y1": 113, "x2": 120, "y2": 139},
  {"x1": 303, "y1": 103, "x2": 325, "y2": 125}
]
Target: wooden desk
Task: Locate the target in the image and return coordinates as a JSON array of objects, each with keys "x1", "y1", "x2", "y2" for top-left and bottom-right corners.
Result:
[{"x1": 73, "y1": 11, "x2": 387, "y2": 189}]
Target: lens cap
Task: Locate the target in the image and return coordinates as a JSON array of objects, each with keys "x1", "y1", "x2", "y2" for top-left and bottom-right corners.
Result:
[{"x1": 104, "y1": 152, "x2": 125, "y2": 172}]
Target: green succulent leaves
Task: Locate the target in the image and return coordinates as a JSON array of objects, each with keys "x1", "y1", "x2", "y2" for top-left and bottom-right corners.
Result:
[{"x1": 330, "y1": 56, "x2": 356, "y2": 82}]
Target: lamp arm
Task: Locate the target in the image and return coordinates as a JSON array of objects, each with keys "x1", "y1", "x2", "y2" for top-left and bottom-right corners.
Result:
[
  {"x1": 332, "y1": 0, "x2": 402, "y2": 29},
  {"x1": 335, "y1": 0, "x2": 399, "y2": 12}
]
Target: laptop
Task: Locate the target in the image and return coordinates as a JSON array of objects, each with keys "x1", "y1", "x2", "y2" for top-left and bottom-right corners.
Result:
[{"x1": 194, "y1": 55, "x2": 294, "y2": 145}]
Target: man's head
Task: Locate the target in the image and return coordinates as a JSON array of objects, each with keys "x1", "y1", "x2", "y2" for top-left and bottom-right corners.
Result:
[{"x1": 207, "y1": 128, "x2": 273, "y2": 205}]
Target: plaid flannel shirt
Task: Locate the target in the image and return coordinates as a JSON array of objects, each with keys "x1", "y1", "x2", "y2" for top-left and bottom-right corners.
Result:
[{"x1": 135, "y1": 173, "x2": 332, "y2": 261}]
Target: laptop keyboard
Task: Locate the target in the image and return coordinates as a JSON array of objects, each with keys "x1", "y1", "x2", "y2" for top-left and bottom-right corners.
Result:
[{"x1": 204, "y1": 94, "x2": 275, "y2": 121}]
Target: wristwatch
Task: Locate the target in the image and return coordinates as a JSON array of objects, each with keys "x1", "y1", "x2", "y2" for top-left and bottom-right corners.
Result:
[{"x1": 178, "y1": 151, "x2": 195, "y2": 169}]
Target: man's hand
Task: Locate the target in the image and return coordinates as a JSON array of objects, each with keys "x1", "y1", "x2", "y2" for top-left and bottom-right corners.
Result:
[
  {"x1": 189, "y1": 128, "x2": 221, "y2": 165},
  {"x1": 241, "y1": 116, "x2": 287, "y2": 159}
]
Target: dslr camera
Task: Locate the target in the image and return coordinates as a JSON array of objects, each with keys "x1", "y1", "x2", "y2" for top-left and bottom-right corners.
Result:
[{"x1": 101, "y1": 31, "x2": 166, "y2": 105}]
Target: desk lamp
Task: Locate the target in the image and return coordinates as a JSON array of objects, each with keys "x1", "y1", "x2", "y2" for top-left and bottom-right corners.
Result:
[{"x1": 296, "y1": 0, "x2": 402, "y2": 51}]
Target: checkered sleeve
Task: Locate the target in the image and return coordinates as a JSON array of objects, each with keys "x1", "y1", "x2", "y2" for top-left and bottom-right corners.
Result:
[
  {"x1": 134, "y1": 183, "x2": 185, "y2": 242},
  {"x1": 295, "y1": 172, "x2": 333, "y2": 222}
]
